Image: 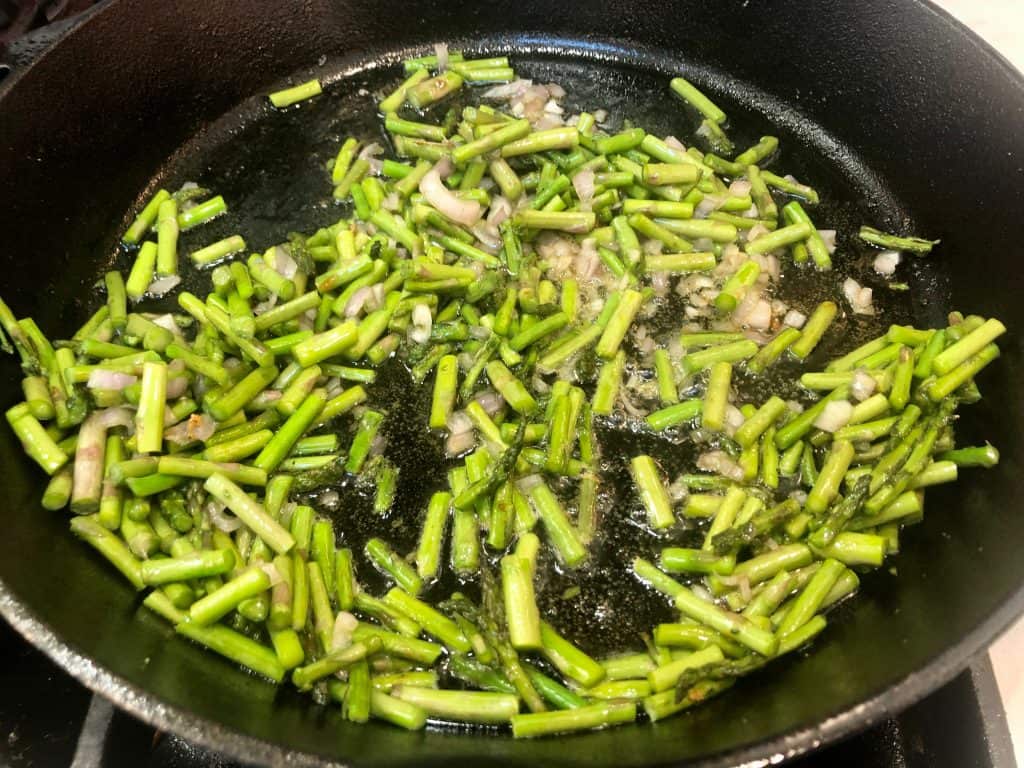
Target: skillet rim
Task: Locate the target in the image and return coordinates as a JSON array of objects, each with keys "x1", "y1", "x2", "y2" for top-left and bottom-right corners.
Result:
[{"x1": 1, "y1": 1, "x2": 1023, "y2": 765}]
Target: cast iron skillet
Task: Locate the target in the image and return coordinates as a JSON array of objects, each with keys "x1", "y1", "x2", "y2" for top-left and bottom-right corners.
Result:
[{"x1": 1, "y1": 0, "x2": 1023, "y2": 765}]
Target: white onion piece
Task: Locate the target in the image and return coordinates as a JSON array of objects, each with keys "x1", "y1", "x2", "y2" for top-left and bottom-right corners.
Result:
[
  {"x1": 818, "y1": 229, "x2": 837, "y2": 255},
  {"x1": 151, "y1": 314, "x2": 180, "y2": 334},
  {"x1": 691, "y1": 583, "x2": 714, "y2": 602},
  {"x1": 695, "y1": 195, "x2": 723, "y2": 218},
  {"x1": 576, "y1": 237, "x2": 601, "y2": 279},
  {"x1": 86, "y1": 370, "x2": 137, "y2": 390},
  {"x1": 332, "y1": 611, "x2": 360, "y2": 652},
  {"x1": 718, "y1": 573, "x2": 753, "y2": 601},
  {"x1": 814, "y1": 400, "x2": 854, "y2": 432},
  {"x1": 543, "y1": 99, "x2": 564, "y2": 115},
  {"x1": 164, "y1": 421, "x2": 194, "y2": 445},
  {"x1": 146, "y1": 275, "x2": 181, "y2": 297},
  {"x1": 253, "y1": 294, "x2": 279, "y2": 315},
  {"x1": 344, "y1": 286, "x2": 375, "y2": 318},
  {"x1": 592, "y1": 108, "x2": 608, "y2": 124},
  {"x1": 165, "y1": 375, "x2": 188, "y2": 400},
  {"x1": 279, "y1": 502, "x2": 298, "y2": 527},
  {"x1": 747, "y1": 299, "x2": 773, "y2": 330},
  {"x1": 696, "y1": 451, "x2": 745, "y2": 482},
  {"x1": 207, "y1": 501, "x2": 243, "y2": 532},
  {"x1": 419, "y1": 168, "x2": 481, "y2": 226},
  {"x1": 532, "y1": 113, "x2": 563, "y2": 131},
  {"x1": 850, "y1": 369, "x2": 877, "y2": 401},
  {"x1": 664, "y1": 135, "x2": 686, "y2": 152},
  {"x1": 188, "y1": 413, "x2": 217, "y2": 442},
  {"x1": 783, "y1": 309, "x2": 807, "y2": 329},
  {"x1": 725, "y1": 405, "x2": 745, "y2": 435},
  {"x1": 667, "y1": 478, "x2": 689, "y2": 504},
  {"x1": 729, "y1": 179, "x2": 752, "y2": 197},
  {"x1": 572, "y1": 168, "x2": 596, "y2": 204},
  {"x1": 475, "y1": 390, "x2": 504, "y2": 416},
  {"x1": 97, "y1": 407, "x2": 134, "y2": 430},
  {"x1": 516, "y1": 474, "x2": 544, "y2": 494},
  {"x1": 433, "y1": 42, "x2": 449, "y2": 72},
  {"x1": 318, "y1": 490, "x2": 341, "y2": 510},
  {"x1": 259, "y1": 563, "x2": 284, "y2": 588},
  {"x1": 746, "y1": 223, "x2": 771, "y2": 244},
  {"x1": 358, "y1": 142, "x2": 383, "y2": 162},
  {"x1": 409, "y1": 303, "x2": 433, "y2": 344},
  {"x1": 873, "y1": 250, "x2": 901, "y2": 276},
  {"x1": 470, "y1": 222, "x2": 502, "y2": 252},
  {"x1": 272, "y1": 246, "x2": 298, "y2": 279},
  {"x1": 483, "y1": 78, "x2": 532, "y2": 100},
  {"x1": 260, "y1": 390, "x2": 283, "y2": 403},
  {"x1": 412, "y1": 303, "x2": 432, "y2": 329},
  {"x1": 650, "y1": 269, "x2": 669, "y2": 297},
  {"x1": 486, "y1": 196, "x2": 513, "y2": 228},
  {"x1": 842, "y1": 277, "x2": 875, "y2": 315},
  {"x1": 445, "y1": 429, "x2": 476, "y2": 457},
  {"x1": 447, "y1": 410, "x2": 472, "y2": 435}
]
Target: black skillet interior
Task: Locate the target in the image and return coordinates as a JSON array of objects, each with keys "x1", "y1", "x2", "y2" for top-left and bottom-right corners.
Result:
[{"x1": 1, "y1": 1, "x2": 1023, "y2": 766}]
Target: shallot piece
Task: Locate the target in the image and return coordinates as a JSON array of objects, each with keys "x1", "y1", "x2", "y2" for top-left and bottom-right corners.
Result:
[
  {"x1": 783, "y1": 309, "x2": 808, "y2": 329},
  {"x1": 332, "y1": 611, "x2": 360, "y2": 652},
  {"x1": 842, "y1": 277, "x2": 875, "y2": 315},
  {"x1": 818, "y1": 229, "x2": 837, "y2": 255},
  {"x1": 207, "y1": 501, "x2": 243, "y2": 532},
  {"x1": 814, "y1": 400, "x2": 854, "y2": 432},
  {"x1": 696, "y1": 451, "x2": 746, "y2": 482},
  {"x1": 419, "y1": 167, "x2": 481, "y2": 226},
  {"x1": 271, "y1": 246, "x2": 298, "y2": 279},
  {"x1": 572, "y1": 168, "x2": 596, "y2": 205},
  {"x1": 86, "y1": 370, "x2": 137, "y2": 390},
  {"x1": 850, "y1": 369, "x2": 877, "y2": 401},
  {"x1": 409, "y1": 303, "x2": 433, "y2": 344},
  {"x1": 146, "y1": 275, "x2": 181, "y2": 297},
  {"x1": 259, "y1": 563, "x2": 284, "y2": 588},
  {"x1": 873, "y1": 250, "x2": 901, "y2": 276}
]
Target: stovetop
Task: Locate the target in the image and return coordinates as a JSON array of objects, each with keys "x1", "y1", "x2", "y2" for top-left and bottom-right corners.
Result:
[{"x1": 0, "y1": 619, "x2": 1014, "y2": 768}]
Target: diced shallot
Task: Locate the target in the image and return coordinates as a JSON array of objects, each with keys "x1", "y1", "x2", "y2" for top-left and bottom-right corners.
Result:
[
  {"x1": 873, "y1": 250, "x2": 901, "y2": 276},
  {"x1": 572, "y1": 168, "x2": 596, "y2": 204},
  {"x1": 409, "y1": 303, "x2": 433, "y2": 344},
  {"x1": 207, "y1": 501, "x2": 243, "y2": 532},
  {"x1": 332, "y1": 611, "x2": 360, "y2": 651},
  {"x1": 696, "y1": 451, "x2": 746, "y2": 482},
  {"x1": 850, "y1": 369, "x2": 877, "y2": 401},
  {"x1": 146, "y1": 275, "x2": 181, "y2": 297},
  {"x1": 842, "y1": 277, "x2": 875, "y2": 315},
  {"x1": 419, "y1": 167, "x2": 481, "y2": 226},
  {"x1": 814, "y1": 400, "x2": 854, "y2": 432},
  {"x1": 783, "y1": 309, "x2": 807, "y2": 329},
  {"x1": 86, "y1": 370, "x2": 137, "y2": 390},
  {"x1": 818, "y1": 229, "x2": 837, "y2": 255}
]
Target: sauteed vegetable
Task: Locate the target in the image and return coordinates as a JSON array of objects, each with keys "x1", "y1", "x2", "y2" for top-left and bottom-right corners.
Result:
[{"x1": 0, "y1": 48, "x2": 1005, "y2": 737}]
